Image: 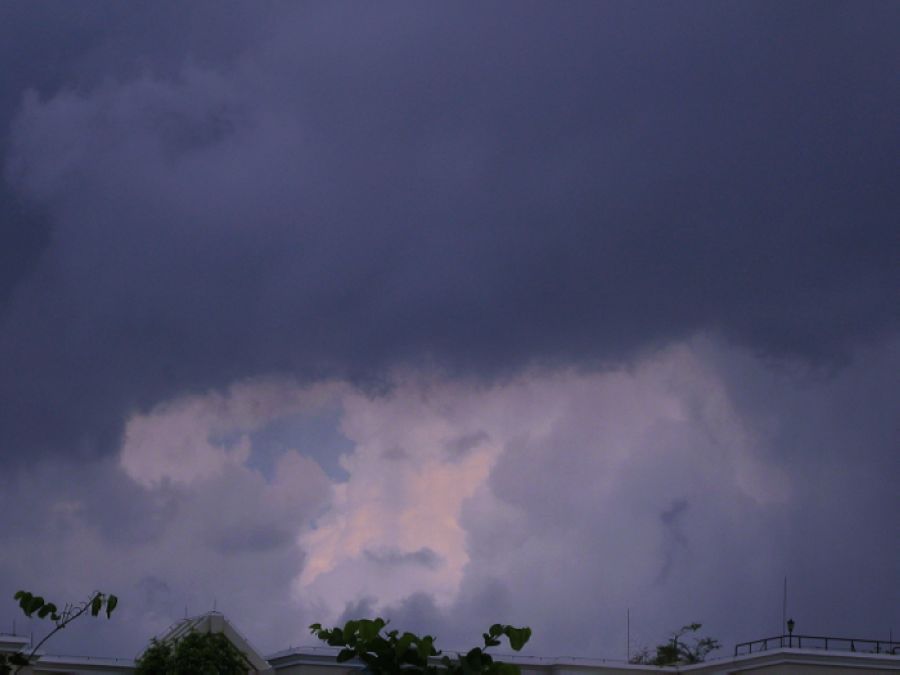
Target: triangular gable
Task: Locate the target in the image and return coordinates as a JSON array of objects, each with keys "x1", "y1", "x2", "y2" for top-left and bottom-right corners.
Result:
[{"x1": 155, "y1": 611, "x2": 272, "y2": 673}]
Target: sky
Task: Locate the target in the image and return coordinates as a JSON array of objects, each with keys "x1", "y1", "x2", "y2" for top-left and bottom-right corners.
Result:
[{"x1": 0, "y1": 1, "x2": 897, "y2": 663}]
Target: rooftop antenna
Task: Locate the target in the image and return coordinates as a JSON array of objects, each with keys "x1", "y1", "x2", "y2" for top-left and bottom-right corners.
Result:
[
  {"x1": 782, "y1": 576, "x2": 787, "y2": 636},
  {"x1": 184, "y1": 604, "x2": 188, "y2": 619},
  {"x1": 626, "y1": 609, "x2": 631, "y2": 662},
  {"x1": 213, "y1": 598, "x2": 217, "y2": 612}
]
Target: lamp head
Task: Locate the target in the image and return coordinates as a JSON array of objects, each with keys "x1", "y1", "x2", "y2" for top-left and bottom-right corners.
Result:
[{"x1": 787, "y1": 618, "x2": 795, "y2": 634}]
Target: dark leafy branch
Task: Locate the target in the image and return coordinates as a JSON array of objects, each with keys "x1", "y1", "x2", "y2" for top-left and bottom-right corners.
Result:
[
  {"x1": 629, "y1": 622, "x2": 720, "y2": 666},
  {"x1": 0, "y1": 590, "x2": 118, "y2": 675},
  {"x1": 310, "y1": 618, "x2": 532, "y2": 675}
]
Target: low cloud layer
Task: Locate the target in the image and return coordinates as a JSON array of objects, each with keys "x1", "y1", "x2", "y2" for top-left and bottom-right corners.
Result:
[
  {"x1": 0, "y1": 2, "x2": 896, "y2": 663},
  {"x1": 1, "y1": 337, "x2": 896, "y2": 658}
]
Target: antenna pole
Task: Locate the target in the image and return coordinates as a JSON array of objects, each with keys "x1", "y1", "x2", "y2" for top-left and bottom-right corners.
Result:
[
  {"x1": 627, "y1": 609, "x2": 630, "y2": 662},
  {"x1": 782, "y1": 577, "x2": 787, "y2": 635},
  {"x1": 781, "y1": 575, "x2": 790, "y2": 647}
]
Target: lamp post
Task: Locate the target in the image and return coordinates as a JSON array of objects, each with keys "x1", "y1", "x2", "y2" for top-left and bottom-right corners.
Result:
[{"x1": 787, "y1": 618, "x2": 795, "y2": 648}]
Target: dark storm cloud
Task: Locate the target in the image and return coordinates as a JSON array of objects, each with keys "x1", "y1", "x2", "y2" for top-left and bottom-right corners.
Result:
[
  {"x1": 0, "y1": 1, "x2": 897, "y2": 466},
  {"x1": 0, "y1": 2, "x2": 275, "y2": 304}
]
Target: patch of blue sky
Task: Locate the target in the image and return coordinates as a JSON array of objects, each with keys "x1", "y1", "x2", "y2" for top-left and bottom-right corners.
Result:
[
  {"x1": 209, "y1": 406, "x2": 354, "y2": 482},
  {"x1": 251, "y1": 406, "x2": 354, "y2": 481}
]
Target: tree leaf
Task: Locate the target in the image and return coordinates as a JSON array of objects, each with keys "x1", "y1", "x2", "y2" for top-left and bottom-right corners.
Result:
[
  {"x1": 396, "y1": 632, "x2": 415, "y2": 657},
  {"x1": 311, "y1": 617, "x2": 531, "y2": 675},
  {"x1": 504, "y1": 627, "x2": 531, "y2": 652}
]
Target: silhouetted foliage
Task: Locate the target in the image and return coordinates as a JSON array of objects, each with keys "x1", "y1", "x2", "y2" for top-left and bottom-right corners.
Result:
[
  {"x1": 0, "y1": 590, "x2": 117, "y2": 674},
  {"x1": 629, "y1": 622, "x2": 720, "y2": 666},
  {"x1": 310, "y1": 617, "x2": 531, "y2": 675},
  {"x1": 135, "y1": 630, "x2": 250, "y2": 675}
]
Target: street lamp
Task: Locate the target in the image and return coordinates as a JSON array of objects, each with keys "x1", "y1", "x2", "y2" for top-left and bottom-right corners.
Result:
[{"x1": 787, "y1": 618, "x2": 795, "y2": 647}]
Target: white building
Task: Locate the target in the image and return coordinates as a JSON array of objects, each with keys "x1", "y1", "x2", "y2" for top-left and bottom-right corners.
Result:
[{"x1": 2, "y1": 612, "x2": 898, "y2": 674}]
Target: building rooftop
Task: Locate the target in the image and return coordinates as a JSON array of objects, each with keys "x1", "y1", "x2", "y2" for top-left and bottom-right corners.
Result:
[{"x1": 3, "y1": 618, "x2": 899, "y2": 674}]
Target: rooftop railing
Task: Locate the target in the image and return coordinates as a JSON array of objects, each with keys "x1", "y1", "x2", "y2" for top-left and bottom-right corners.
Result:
[{"x1": 734, "y1": 634, "x2": 899, "y2": 657}]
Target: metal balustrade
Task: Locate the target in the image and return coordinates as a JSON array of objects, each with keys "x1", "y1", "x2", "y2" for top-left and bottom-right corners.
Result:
[{"x1": 734, "y1": 634, "x2": 900, "y2": 657}]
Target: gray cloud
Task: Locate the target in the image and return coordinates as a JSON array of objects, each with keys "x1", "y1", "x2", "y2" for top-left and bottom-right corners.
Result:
[
  {"x1": 657, "y1": 499, "x2": 690, "y2": 583},
  {"x1": 364, "y1": 547, "x2": 444, "y2": 570},
  {"x1": 207, "y1": 524, "x2": 293, "y2": 556},
  {"x1": 0, "y1": 337, "x2": 896, "y2": 660},
  {"x1": 0, "y1": 2, "x2": 896, "y2": 665},
  {"x1": 381, "y1": 447, "x2": 410, "y2": 462},
  {"x1": 0, "y1": 2, "x2": 896, "y2": 466},
  {"x1": 436, "y1": 337, "x2": 897, "y2": 657},
  {"x1": 0, "y1": 448, "x2": 330, "y2": 657},
  {"x1": 444, "y1": 432, "x2": 490, "y2": 461}
]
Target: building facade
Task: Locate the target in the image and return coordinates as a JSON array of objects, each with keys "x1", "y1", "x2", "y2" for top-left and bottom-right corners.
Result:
[{"x1": 2, "y1": 612, "x2": 898, "y2": 674}]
